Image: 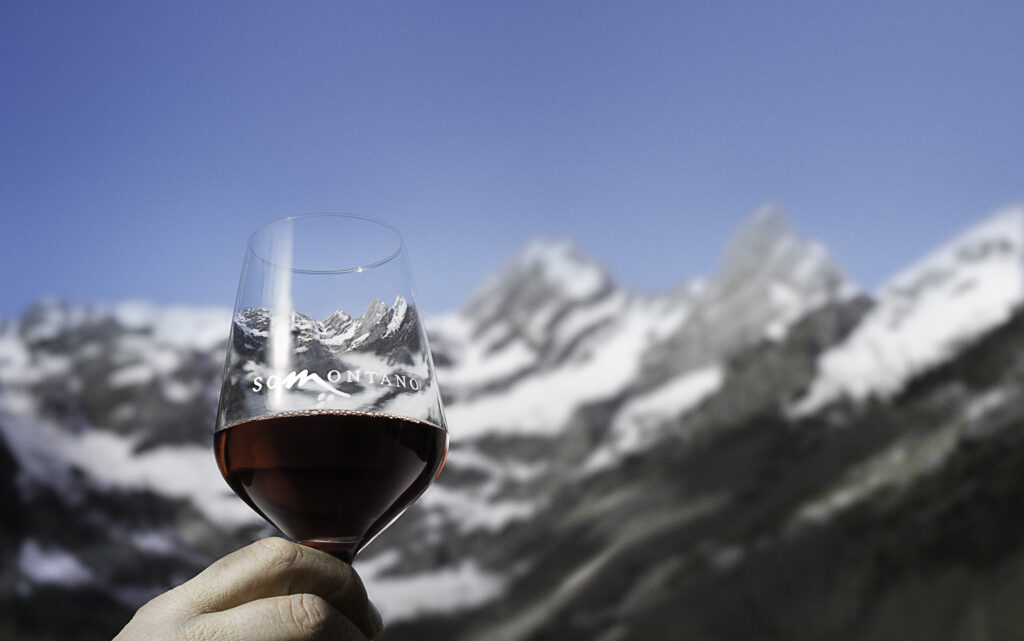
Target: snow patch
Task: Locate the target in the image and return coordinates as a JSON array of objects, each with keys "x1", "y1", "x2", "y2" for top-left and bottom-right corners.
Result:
[
  {"x1": 515, "y1": 238, "x2": 608, "y2": 300},
  {"x1": 790, "y1": 416, "x2": 964, "y2": 529},
  {"x1": 129, "y1": 530, "x2": 181, "y2": 556},
  {"x1": 583, "y1": 365, "x2": 723, "y2": 472},
  {"x1": 444, "y1": 297, "x2": 687, "y2": 438},
  {"x1": 1, "y1": 402, "x2": 257, "y2": 529},
  {"x1": 19, "y1": 540, "x2": 95, "y2": 587},
  {"x1": 109, "y1": 364, "x2": 155, "y2": 387},
  {"x1": 163, "y1": 379, "x2": 199, "y2": 403},
  {"x1": 963, "y1": 388, "x2": 1009, "y2": 424},
  {"x1": 115, "y1": 301, "x2": 231, "y2": 351},
  {"x1": 420, "y1": 483, "x2": 537, "y2": 534},
  {"x1": 364, "y1": 560, "x2": 505, "y2": 622},
  {"x1": 438, "y1": 338, "x2": 535, "y2": 391},
  {"x1": 384, "y1": 296, "x2": 408, "y2": 337},
  {"x1": 614, "y1": 365, "x2": 723, "y2": 436}
]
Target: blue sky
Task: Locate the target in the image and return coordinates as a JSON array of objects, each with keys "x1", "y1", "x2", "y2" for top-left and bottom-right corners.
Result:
[{"x1": 2, "y1": 2, "x2": 1022, "y2": 317}]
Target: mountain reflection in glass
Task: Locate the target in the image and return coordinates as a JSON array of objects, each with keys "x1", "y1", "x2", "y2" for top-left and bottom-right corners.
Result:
[{"x1": 214, "y1": 214, "x2": 448, "y2": 563}]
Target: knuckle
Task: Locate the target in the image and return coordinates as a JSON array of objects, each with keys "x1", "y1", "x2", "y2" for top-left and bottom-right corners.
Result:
[
  {"x1": 176, "y1": 577, "x2": 219, "y2": 615},
  {"x1": 252, "y1": 536, "x2": 303, "y2": 570},
  {"x1": 182, "y1": 616, "x2": 220, "y2": 641},
  {"x1": 285, "y1": 593, "x2": 335, "y2": 636}
]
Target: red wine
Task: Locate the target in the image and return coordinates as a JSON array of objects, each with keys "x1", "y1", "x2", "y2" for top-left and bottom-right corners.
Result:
[{"x1": 214, "y1": 410, "x2": 448, "y2": 562}]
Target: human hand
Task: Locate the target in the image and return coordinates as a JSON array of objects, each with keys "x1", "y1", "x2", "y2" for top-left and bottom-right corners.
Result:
[{"x1": 113, "y1": 537, "x2": 383, "y2": 641}]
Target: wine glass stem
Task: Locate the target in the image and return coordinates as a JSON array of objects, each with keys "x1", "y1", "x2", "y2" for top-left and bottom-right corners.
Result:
[{"x1": 300, "y1": 537, "x2": 360, "y2": 563}]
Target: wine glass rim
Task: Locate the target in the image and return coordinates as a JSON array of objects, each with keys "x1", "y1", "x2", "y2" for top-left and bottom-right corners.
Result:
[{"x1": 247, "y1": 213, "x2": 405, "y2": 273}]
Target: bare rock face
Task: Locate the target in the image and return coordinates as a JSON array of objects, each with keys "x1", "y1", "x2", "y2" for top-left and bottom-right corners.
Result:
[{"x1": 642, "y1": 203, "x2": 858, "y2": 381}]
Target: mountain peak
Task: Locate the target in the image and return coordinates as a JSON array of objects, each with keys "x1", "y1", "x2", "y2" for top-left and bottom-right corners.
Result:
[
  {"x1": 719, "y1": 203, "x2": 801, "y2": 275},
  {"x1": 713, "y1": 203, "x2": 857, "y2": 306},
  {"x1": 510, "y1": 237, "x2": 611, "y2": 297},
  {"x1": 882, "y1": 204, "x2": 1024, "y2": 296},
  {"x1": 466, "y1": 237, "x2": 613, "y2": 312},
  {"x1": 740, "y1": 200, "x2": 791, "y2": 233},
  {"x1": 792, "y1": 204, "x2": 1024, "y2": 414}
]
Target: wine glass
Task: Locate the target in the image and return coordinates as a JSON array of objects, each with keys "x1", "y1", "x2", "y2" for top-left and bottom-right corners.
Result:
[{"x1": 214, "y1": 213, "x2": 448, "y2": 563}]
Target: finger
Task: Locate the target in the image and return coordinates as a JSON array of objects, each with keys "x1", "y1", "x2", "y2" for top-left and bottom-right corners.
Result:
[
  {"x1": 187, "y1": 593, "x2": 369, "y2": 641},
  {"x1": 175, "y1": 538, "x2": 383, "y2": 639}
]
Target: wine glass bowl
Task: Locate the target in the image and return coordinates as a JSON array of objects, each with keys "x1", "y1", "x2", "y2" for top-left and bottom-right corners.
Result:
[{"x1": 214, "y1": 214, "x2": 448, "y2": 563}]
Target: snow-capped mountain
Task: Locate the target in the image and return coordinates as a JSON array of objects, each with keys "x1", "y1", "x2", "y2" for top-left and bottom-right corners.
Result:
[
  {"x1": 433, "y1": 206, "x2": 856, "y2": 441},
  {"x1": 2, "y1": 204, "x2": 1024, "y2": 641},
  {"x1": 792, "y1": 205, "x2": 1024, "y2": 415}
]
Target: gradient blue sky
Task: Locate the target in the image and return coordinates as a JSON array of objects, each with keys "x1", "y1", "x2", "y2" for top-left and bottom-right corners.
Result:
[{"x1": 2, "y1": 2, "x2": 1022, "y2": 318}]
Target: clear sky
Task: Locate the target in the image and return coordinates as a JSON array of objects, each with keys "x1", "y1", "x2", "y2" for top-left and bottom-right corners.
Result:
[{"x1": 2, "y1": 1, "x2": 1022, "y2": 318}]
